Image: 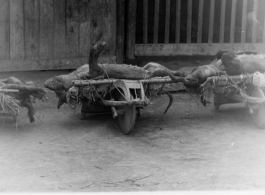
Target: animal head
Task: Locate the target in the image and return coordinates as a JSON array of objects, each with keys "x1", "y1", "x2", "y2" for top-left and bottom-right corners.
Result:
[
  {"x1": 44, "y1": 76, "x2": 68, "y2": 109},
  {"x1": 183, "y1": 67, "x2": 205, "y2": 89}
]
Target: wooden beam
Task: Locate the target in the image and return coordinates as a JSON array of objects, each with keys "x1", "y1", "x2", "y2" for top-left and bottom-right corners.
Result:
[
  {"x1": 219, "y1": 0, "x2": 226, "y2": 43},
  {"x1": 143, "y1": 0, "x2": 148, "y2": 44},
  {"x1": 197, "y1": 0, "x2": 204, "y2": 43},
  {"x1": 165, "y1": 0, "x2": 170, "y2": 44},
  {"x1": 241, "y1": 0, "x2": 247, "y2": 44},
  {"x1": 252, "y1": 0, "x2": 258, "y2": 43},
  {"x1": 208, "y1": 0, "x2": 215, "y2": 43},
  {"x1": 116, "y1": 0, "x2": 125, "y2": 63},
  {"x1": 135, "y1": 43, "x2": 265, "y2": 56},
  {"x1": 230, "y1": 0, "x2": 237, "y2": 43},
  {"x1": 153, "y1": 0, "x2": 160, "y2": 44},
  {"x1": 175, "y1": 0, "x2": 181, "y2": 43},
  {"x1": 187, "y1": 0, "x2": 192, "y2": 43},
  {"x1": 126, "y1": 0, "x2": 137, "y2": 59},
  {"x1": 0, "y1": 0, "x2": 10, "y2": 59}
]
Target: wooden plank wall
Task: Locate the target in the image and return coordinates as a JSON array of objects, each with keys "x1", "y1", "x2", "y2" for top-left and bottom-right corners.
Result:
[
  {"x1": 0, "y1": 0, "x2": 116, "y2": 71},
  {"x1": 135, "y1": 0, "x2": 265, "y2": 56}
]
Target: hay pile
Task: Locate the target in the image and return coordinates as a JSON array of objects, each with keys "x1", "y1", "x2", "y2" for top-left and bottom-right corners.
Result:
[{"x1": 0, "y1": 92, "x2": 20, "y2": 121}]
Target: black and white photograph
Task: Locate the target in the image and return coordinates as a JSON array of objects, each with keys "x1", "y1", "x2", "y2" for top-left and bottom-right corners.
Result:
[{"x1": 0, "y1": 0, "x2": 265, "y2": 193}]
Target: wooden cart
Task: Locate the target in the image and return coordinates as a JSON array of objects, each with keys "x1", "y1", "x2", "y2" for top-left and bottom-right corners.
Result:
[
  {"x1": 72, "y1": 77, "x2": 175, "y2": 134},
  {"x1": 202, "y1": 72, "x2": 265, "y2": 129}
]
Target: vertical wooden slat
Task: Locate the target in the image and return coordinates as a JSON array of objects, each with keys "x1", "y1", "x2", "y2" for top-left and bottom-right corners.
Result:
[
  {"x1": 143, "y1": 0, "x2": 148, "y2": 44},
  {"x1": 165, "y1": 0, "x2": 170, "y2": 43},
  {"x1": 241, "y1": 0, "x2": 247, "y2": 44},
  {"x1": 230, "y1": 0, "x2": 237, "y2": 43},
  {"x1": 175, "y1": 0, "x2": 181, "y2": 43},
  {"x1": 153, "y1": 0, "x2": 159, "y2": 44},
  {"x1": 24, "y1": 0, "x2": 40, "y2": 59},
  {"x1": 66, "y1": 0, "x2": 79, "y2": 57},
  {"x1": 40, "y1": 0, "x2": 53, "y2": 59},
  {"x1": 263, "y1": 10, "x2": 265, "y2": 43},
  {"x1": 116, "y1": 0, "x2": 124, "y2": 63},
  {"x1": 252, "y1": 0, "x2": 258, "y2": 43},
  {"x1": 197, "y1": 0, "x2": 204, "y2": 43},
  {"x1": 89, "y1": 0, "x2": 104, "y2": 46},
  {"x1": 0, "y1": 0, "x2": 10, "y2": 59},
  {"x1": 126, "y1": 0, "x2": 137, "y2": 59},
  {"x1": 208, "y1": 0, "x2": 215, "y2": 43},
  {"x1": 187, "y1": 0, "x2": 192, "y2": 43},
  {"x1": 54, "y1": 0, "x2": 67, "y2": 58},
  {"x1": 102, "y1": 0, "x2": 116, "y2": 57},
  {"x1": 10, "y1": 0, "x2": 24, "y2": 59},
  {"x1": 79, "y1": 0, "x2": 90, "y2": 57},
  {"x1": 219, "y1": 0, "x2": 226, "y2": 43}
]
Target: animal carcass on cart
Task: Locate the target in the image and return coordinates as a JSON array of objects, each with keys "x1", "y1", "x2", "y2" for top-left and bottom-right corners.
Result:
[
  {"x1": 201, "y1": 72, "x2": 265, "y2": 129},
  {"x1": 68, "y1": 77, "x2": 176, "y2": 134}
]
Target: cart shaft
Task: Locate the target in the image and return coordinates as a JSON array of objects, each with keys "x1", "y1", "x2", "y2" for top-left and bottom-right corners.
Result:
[{"x1": 73, "y1": 77, "x2": 174, "y2": 86}]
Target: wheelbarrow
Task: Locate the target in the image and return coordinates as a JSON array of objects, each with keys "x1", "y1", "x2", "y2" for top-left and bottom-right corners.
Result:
[
  {"x1": 72, "y1": 77, "x2": 175, "y2": 134},
  {"x1": 202, "y1": 72, "x2": 265, "y2": 129}
]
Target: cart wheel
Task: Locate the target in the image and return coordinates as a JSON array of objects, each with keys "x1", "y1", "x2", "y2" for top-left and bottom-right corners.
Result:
[
  {"x1": 117, "y1": 94, "x2": 136, "y2": 135},
  {"x1": 250, "y1": 104, "x2": 265, "y2": 129}
]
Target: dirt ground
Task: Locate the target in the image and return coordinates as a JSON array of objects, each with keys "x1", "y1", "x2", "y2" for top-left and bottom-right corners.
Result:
[{"x1": 0, "y1": 62, "x2": 265, "y2": 192}]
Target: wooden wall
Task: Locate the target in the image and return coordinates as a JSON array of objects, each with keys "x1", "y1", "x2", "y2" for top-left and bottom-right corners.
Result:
[
  {"x1": 135, "y1": 0, "x2": 265, "y2": 56},
  {"x1": 0, "y1": 0, "x2": 116, "y2": 71}
]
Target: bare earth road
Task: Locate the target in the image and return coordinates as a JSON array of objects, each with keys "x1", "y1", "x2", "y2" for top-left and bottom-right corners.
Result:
[{"x1": 0, "y1": 70, "x2": 265, "y2": 192}]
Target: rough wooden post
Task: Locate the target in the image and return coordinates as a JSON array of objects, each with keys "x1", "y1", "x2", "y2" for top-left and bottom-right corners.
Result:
[
  {"x1": 125, "y1": 0, "x2": 137, "y2": 63},
  {"x1": 116, "y1": 0, "x2": 125, "y2": 63}
]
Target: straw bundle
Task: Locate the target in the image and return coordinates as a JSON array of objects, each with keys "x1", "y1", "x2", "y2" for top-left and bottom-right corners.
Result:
[{"x1": 0, "y1": 92, "x2": 20, "y2": 121}]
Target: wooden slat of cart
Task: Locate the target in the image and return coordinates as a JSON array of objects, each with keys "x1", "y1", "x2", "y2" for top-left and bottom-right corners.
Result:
[
  {"x1": 175, "y1": 0, "x2": 181, "y2": 43},
  {"x1": 230, "y1": 0, "x2": 237, "y2": 43},
  {"x1": 187, "y1": 0, "x2": 192, "y2": 43},
  {"x1": 40, "y1": 0, "x2": 54, "y2": 59},
  {"x1": 143, "y1": 0, "x2": 148, "y2": 44},
  {"x1": 165, "y1": 0, "x2": 170, "y2": 44},
  {"x1": 10, "y1": 0, "x2": 24, "y2": 60},
  {"x1": 219, "y1": 0, "x2": 226, "y2": 43},
  {"x1": 197, "y1": 0, "x2": 204, "y2": 44},
  {"x1": 208, "y1": 0, "x2": 215, "y2": 43},
  {"x1": 252, "y1": 0, "x2": 258, "y2": 44},
  {"x1": 153, "y1": 0, "x2": 159, "y2": 44},
  {"x1": 241, "y1": 0, "x2": 247, "y2": 44},
  {"x1": 0, "y1": 0, "x2": 10, "y2": 59}
]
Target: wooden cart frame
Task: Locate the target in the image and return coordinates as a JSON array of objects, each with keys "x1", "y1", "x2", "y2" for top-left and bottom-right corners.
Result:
[
  {"x1": 203, "y1": 73, "x2": 265, "y2": 129},
  {"x1": 72, "y1": 77, "x2": 175, "y2": 134}
]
